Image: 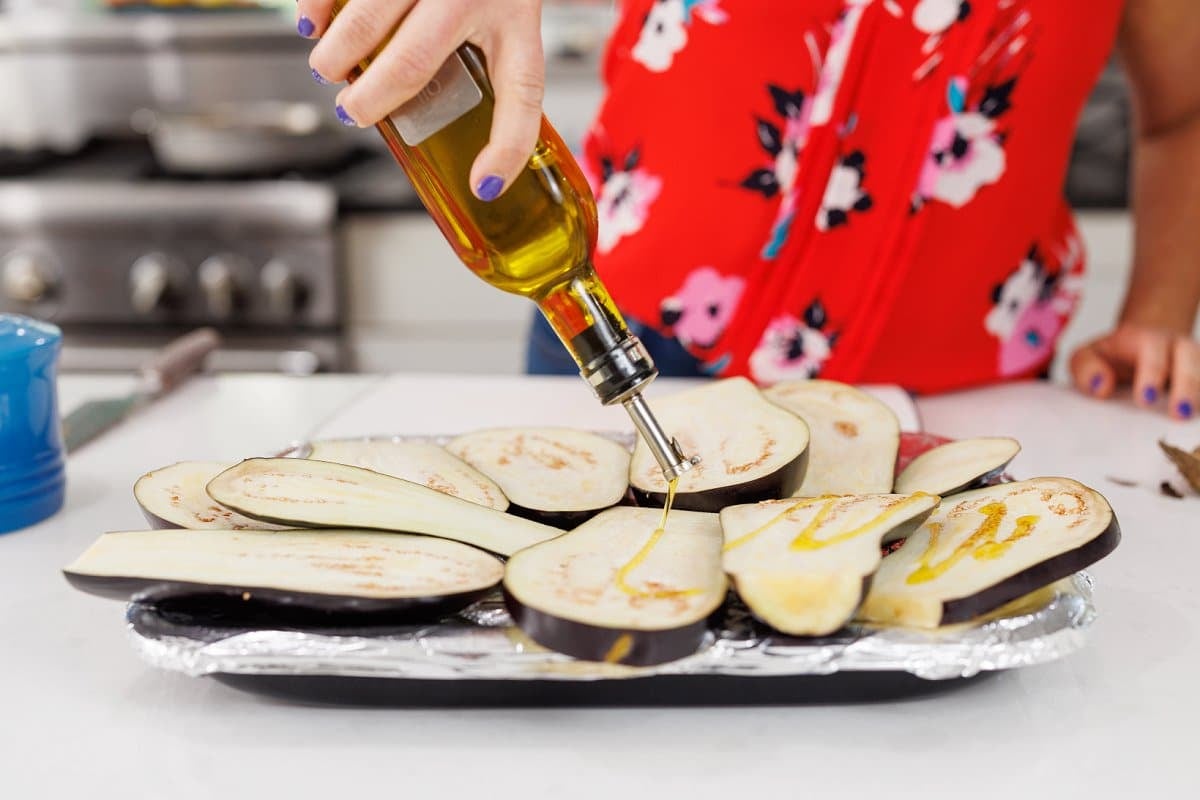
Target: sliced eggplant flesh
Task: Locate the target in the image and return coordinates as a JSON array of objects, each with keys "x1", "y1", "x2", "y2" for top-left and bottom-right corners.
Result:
[
  {"x1": 503, "y1": 506, "x2": 727, "y2": 666},
  {"x1": 893, "y1": 437, "x2": 1021, "y2": 496},
  {"x1": 206, "y1": 458, "x2": 562, "y2": 557},
  {"x1": 308, "y1": 439, "x2": 509, "y2": 511},
  {"x1": 858, "y1": 478, "x2": 1120, "y2": 628},
  {"x1": 63, "y1": 529, "x2": 504, "y2": 618},
  {"x1": 133, "y1": 461, "x2": 286, "y2": 531},
  {"x1": 446, "y1": 428, "x2": 630, "y2": 527},
  {"x1": 764, "y1": 380, "x2": 901, "y2": 497},
  {"x1": 629, "y1": 378, "x2": 810, "y2": 512},
  {"x1": 720, "y1": 493, "x2": 939, "y2": 636}
]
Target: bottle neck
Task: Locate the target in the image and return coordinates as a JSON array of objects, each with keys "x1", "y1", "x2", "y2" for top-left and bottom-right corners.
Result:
[{"x1": 535, "y1": 267, "x2": 657, "y2": 406}]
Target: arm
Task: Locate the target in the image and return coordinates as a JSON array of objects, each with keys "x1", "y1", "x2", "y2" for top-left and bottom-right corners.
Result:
[
  {"x1": 1070, "y1": 0, "x2": 1200, "y2": 419},
  {"x1": 297, "y1": 0, "x2": 546, "y2": 202}
]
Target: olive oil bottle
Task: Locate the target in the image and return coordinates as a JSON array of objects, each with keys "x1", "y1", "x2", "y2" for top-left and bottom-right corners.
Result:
[{"x1": 332, "y1": 2, "x2": 697, "y2": 481}]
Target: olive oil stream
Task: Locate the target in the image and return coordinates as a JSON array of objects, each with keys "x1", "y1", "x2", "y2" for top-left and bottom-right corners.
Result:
[{"x1": 614, "y1": 479, "x2": 699, "y2": 600}]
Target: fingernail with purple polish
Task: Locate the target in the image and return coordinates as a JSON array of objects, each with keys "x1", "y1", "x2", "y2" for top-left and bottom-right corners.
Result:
[
  {"x1": 1143, "y1": 385, "x2": 1159, "y2": 404},
  {"x1": 476, "y1": 175, "x2": 505, "y2": 202},
  {"x1": 335, "y1": 105, "x2": 356, "y2": 127},
  {"x1": 311, "y1": 68, "x2": 329, "y2": 85},
  {"x1": 297, "y1": 16, "x2": 316, "y2": 37},
  {"x1": 1178, "y1": 400, "x2": 1194, "y2": 420},
  {"x1": 1089, "y1": 374, "x2": 1103, "y2": 394}
]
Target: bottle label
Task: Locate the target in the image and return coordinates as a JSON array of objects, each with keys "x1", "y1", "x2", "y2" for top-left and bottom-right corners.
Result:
[{"x1": 390, "y1": 52, "x2": 483, "y2": 146}]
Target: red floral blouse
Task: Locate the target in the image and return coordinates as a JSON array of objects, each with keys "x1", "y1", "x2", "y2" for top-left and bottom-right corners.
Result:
[{"x1": 583, "y1": 0, "x2": 1125, "y2": 393}]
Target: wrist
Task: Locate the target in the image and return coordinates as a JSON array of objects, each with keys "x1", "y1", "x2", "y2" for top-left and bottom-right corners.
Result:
[{"x1": 1119, "y1": 290, "x2": 1198, "y2": 334}]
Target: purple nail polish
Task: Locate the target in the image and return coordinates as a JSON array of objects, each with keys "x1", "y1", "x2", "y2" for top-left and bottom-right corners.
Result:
[
  {"x1": 1089, "y1": 374, "x2": 1103, "y2": 394},
  {"x1": 1179, "y1": 400, "x2": 1194, "y2": 420},
  {"x1": 311, "y1": 68, "x2": 330, "y2": 85},
  {"x1": 476, "y1": 175, "x2": 504, "y2": 202},
  {"x1": 1143, "y1": 386, "x2": 1159, "y2": 404},
  {"x1": 297, "y1": 16, "x2": 316, "y2": 37},
  {"x1": 334, "y1": 105, "x2": 356, "y2": 127}
]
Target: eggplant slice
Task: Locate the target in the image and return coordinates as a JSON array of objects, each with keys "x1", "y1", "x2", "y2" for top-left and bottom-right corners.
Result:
[
  {"x1": 858, "y1": 478, "x2": 1120, "y2": 628},
  {"x1": 206, "y1": 458, "x2": 562, "y2": 557},
  {"x1": 629, "y1": 378, "x2": 810, "y2": 512},
  {"x1": 893, "y1": 437, "x2": 1021, "y2": 496},
  {"x1": 446, "y1": 428, "x2": 631, "y2": 528},
  {"x1": 764, "y1": 380, "x2": 901, "y2": 497},
  {"x1": 133, "y1": 461, "x2": 286, "y2": 531},
  {"x1": 720, "y1": 493, "x2": 939, "y2": 636},
  {"x1": 308, "y1": 439, "x2": 509, "y2": 511},
  {"x1": 63, "y1": 529, "x2": 503, "y2": 619},
  {"x1": 503, "y1": 507, "x2": 727, "y2": 666}
]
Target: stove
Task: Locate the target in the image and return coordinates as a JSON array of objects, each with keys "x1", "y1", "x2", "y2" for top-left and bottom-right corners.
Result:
[{"x1": 0, "y1": 139, "x2": 419, "y2": 373}]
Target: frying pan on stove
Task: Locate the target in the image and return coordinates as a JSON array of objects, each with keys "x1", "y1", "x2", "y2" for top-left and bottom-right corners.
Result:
[{"x1": 134, "y1": 102, "x2": 354, "y2": 177}]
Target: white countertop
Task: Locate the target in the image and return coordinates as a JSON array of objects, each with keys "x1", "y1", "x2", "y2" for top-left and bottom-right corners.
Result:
[{"x1": 2, "y1": 373, "x2": 1197, "y2": 799}]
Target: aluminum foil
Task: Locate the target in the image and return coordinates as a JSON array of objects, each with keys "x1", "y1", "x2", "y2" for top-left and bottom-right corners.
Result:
[
  {"x1": 127, "y1": 573, "x2": 1096, "y2": 683},
  {"x1": 129, "y1": 432, "x2": 1098, "y2": 684}
]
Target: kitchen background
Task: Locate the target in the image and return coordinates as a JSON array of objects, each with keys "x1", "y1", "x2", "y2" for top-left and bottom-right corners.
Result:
[{"x1": 0, "y1": 0, "x2": 1138, "y2": 382}]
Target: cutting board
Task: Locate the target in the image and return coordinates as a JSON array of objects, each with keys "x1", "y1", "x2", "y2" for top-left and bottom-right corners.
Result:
[{"x1": 309, "y1": 374, "x2": 922, "y2": 441}]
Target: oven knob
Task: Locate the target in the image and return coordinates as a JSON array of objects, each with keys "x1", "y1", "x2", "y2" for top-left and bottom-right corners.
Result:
[
  {"x1": 198, "y1": 254, "x2": 246, "y2": 320},
  {"x1": 129, "y1": 253, "x2": 180, "y2": 315},
  {"x1": 2, "y1": 252, "x2": 57, "y2": 304},
  {"x1": 261, "y1": 259, "x2": 305, "y2": 317}
]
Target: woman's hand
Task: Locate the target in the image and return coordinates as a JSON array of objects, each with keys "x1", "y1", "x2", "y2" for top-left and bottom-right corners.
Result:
[
  {"x1": 1080, "y1": 1, "x2": 1200, "y2": 421},
  {"x1": 1069, "y1": 323, "x2": 1200, "y2": 420},
  {"x1": 297, "y1": 0, "x2": 546, "y2": 201}
]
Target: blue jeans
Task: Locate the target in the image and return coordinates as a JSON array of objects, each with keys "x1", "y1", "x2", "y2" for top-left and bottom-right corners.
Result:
[{"x1": 524, "y1": 311, "x2": 707, "y2": 378}]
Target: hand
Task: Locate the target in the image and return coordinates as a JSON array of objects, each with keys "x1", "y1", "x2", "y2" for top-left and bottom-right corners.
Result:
[
  {"x1": 1069, "y1": 322, "x2": 1200, "y2": 420},
  {"x1": 298, "y1": 0, "x2": 546, "y2": 201}
]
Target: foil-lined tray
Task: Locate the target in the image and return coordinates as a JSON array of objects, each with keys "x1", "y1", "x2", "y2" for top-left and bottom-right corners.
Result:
[
  {"x1": 127, "y1": 573, "x2": 1096, "y2": 684},
  {"x1": 119, "y1": 431, "x2": 1100, "y2": 700}
]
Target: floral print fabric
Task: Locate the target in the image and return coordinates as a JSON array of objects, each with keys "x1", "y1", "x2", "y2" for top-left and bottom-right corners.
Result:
[{"x1": 583, "y1": 0, "x2": 1124, "y2": 393}]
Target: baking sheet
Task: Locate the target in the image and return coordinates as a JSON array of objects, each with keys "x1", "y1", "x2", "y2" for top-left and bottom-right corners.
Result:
[
  {"x1": 127, "y1": 573, "x2": 1096, "y2": 684},
  {"x1": 122, "y1": 427, "x2": 1097, "y2": 695}
]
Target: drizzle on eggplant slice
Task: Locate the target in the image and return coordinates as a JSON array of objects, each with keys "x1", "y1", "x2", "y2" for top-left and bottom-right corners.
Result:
[
  {"x1": 308, "y1": 439, "x2": 509, "y2": 510},
  {"x1": 858, "y1": 478, "x2": 1120, "y2": 628},
  {"x1": 629, "y1": 378, "x2": 810, "y2": 512},
  {"x1": 764, "y1": 380, "x2": 901, "y2": 497},
  {"x1": 206, "y1": 458, "x2": 563, "y2": 557},
  {"x1": 134, "y1": 461, "x2": 286, "y2": 531},
  {"x1": 720, "y1": 493, "x2": 939, "y2": 636},
  {"x1": 503, "y1": 507, "x2": 727, "y2": 666},
  {"x1": 446, "y1": 428, "x2": 631, "y2": 528},
  {"x1": 893, "y1": 437, "x2": 1021, "y2": 496},
  {"x1": 63, "y1": 529, "x2": 504, "y2": 619}
]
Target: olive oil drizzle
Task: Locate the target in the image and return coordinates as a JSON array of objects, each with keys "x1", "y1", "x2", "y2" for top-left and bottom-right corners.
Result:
[
  {"x1": 614, "y1": 478, "x2": 701, "y2": 600},
  {"x1": 906, "y1": 502, "x2": 1040, "y2": 585},
  {"x1": 722, "y1": 493, "x2": 934, "y2": 553},
  {"x1": 602, "y1": 634, "x2": 634, "y2": 664}
]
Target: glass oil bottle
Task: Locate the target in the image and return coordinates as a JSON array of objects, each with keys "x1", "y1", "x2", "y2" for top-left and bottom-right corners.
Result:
[{"x1": 330, "y1": 2, "x2": 697, "y2": 481}]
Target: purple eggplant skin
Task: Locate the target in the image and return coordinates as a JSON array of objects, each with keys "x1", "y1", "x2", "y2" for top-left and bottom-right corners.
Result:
[
  {"x1": 504, "y1": 503, "x2": 616, "y2": 531},
  {"x1": 938, "y1": 515, "x2": 1121, "y2": 625},
  {"x1": 138, "y1": 508, "x2": 182, "y2": 530},
  {"x1": 62, "y1": 571, "x2": 497, "y2": 621},
  {"x1": 942, "y1": 462, "x2": 1017, "y2": 497},
  {"x1": 632, "y1": 450, "x2": 809, "y2": 513},
  {"x1": 503, "y1": 588, "x2": 710, "y2": 667}
]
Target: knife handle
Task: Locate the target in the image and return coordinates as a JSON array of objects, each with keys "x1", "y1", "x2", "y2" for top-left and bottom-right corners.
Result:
[{"x1": 140, "y1": 328, "x2": 221, "y2": 396}]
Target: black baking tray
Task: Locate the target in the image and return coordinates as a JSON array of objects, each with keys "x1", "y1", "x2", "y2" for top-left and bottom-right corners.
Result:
[{"x1": 128, "y1": 599, "x2": 992, "y2": 707}]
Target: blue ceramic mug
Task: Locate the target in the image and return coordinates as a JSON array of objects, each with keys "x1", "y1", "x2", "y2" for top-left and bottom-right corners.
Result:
[{"x1": 0, "y1": 314, "x2": 66, "y2": 534}]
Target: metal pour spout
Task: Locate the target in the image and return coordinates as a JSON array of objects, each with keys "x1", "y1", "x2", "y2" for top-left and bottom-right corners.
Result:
[{"x1": 622, "y1": 393, "x2": 700, "y2": 483}]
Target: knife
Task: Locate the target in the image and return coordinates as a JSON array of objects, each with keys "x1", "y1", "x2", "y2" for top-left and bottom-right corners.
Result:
[{"x1": 62, "y1": 328, "x2": 221, "y2": 452}]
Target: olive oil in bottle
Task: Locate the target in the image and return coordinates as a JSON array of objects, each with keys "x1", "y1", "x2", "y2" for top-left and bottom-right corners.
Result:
[{"x1": 332, "y1": 1, "x2": 697, "y2": 482}]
